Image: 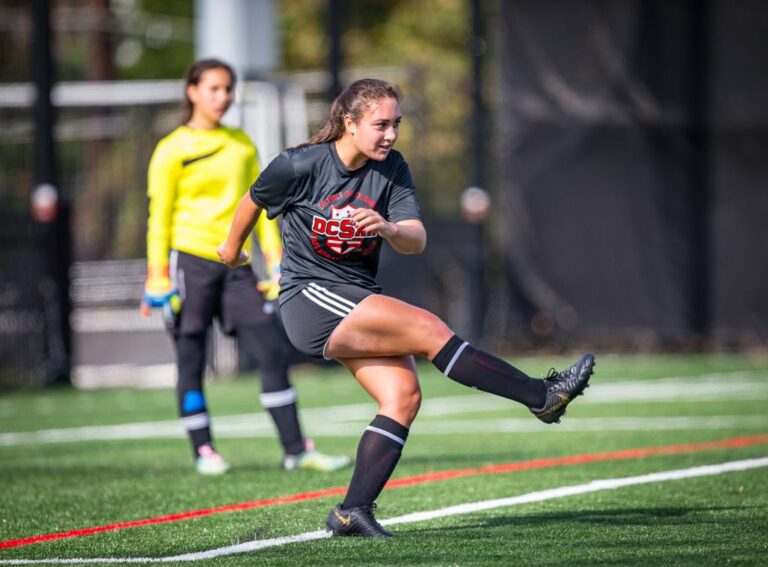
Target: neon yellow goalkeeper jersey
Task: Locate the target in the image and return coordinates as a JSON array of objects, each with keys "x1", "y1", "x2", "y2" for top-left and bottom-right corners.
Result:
[{"x1": 146, "y1": 125, "x2": 281, "y2": 269}]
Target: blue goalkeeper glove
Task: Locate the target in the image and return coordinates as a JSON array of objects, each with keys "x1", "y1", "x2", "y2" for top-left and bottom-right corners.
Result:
[{"x1": 140, "y1": 271, "x2": 181, "y2": 329}]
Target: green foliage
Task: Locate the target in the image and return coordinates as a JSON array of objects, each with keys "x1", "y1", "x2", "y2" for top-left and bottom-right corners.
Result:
[
  {"x1": 113, "y1": 0, "x2": 195, "y2": 80},
  {"x1": 0, "y1": 0, "x2": 33, "y2": 82},
  {"x1": 280, "y1": 0, "x2": 328, "y2": 71},
  {"x1": 280, "y1": 0, "x2": 475, "y2": 215},
  {"x1": 0, "y1": 0, "x2": 479, "y2": 262}
]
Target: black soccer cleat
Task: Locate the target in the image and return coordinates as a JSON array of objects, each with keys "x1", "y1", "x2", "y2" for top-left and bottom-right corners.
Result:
[
  {"x1": 325, "y1": 503, "x2": 393, "y2": 537},
  {"x1": 530, "y1": 353, "x2": 595, "y2": 424}
]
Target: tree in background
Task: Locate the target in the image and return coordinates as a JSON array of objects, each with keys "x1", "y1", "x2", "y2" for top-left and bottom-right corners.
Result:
[
  {"x1": 0, "y1": 0, "x2": 479, "y2": 260},
  {"x1": 280, "y1": 0, "x2": 475, "y2": 216}
]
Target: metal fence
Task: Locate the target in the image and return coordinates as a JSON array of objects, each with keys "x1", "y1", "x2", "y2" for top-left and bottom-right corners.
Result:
[{"x1": 1, "y1": 78, "x2": 309, "y2": 388}]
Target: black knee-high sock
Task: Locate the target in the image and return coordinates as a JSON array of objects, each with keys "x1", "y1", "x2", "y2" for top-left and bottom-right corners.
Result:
[
  {"x1": 432, "y1": 335, "x2": 546, "y2": 408},
  {"x1": 239, "y1": 324, "x2": 305, "y2": 455},
  {"x1": 176, "y1": 332, "x2": 213, "y2": 458},
  {"x1": 260, "y1": 389, "x2": 305, "y2": 455},
  {"x1": 342, "y1": 415, "x2": 409, "y2": 510}
]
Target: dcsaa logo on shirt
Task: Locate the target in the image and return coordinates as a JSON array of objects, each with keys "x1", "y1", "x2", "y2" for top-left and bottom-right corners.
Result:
[
  {"x1": 311, "y1": 205, "x2": 377, "y2": 257},
  {"x1": 330, "y1": 204, "x2": 358, "y2": 220}
]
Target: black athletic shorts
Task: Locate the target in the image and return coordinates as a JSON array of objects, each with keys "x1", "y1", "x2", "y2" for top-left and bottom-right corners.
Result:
[
  {"x1": 279, "y1": 281, "x2": 374, "y2": 359},
  {"x1": 170, "y1": 250, "x2": 274, "y2": 335}
]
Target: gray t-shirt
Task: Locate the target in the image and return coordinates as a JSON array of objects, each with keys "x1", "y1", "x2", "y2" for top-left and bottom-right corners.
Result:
[{"x1": 249, "y1": 142, "x2": 422, "y2": 303}]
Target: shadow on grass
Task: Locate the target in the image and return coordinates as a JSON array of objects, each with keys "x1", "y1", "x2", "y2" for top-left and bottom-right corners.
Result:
[
  {"x1": 406, "y1": 505, "x2": 755, "y2": 534},
  {"x1": 402, "y1": 450, "x2": 534, "y2": 468}
]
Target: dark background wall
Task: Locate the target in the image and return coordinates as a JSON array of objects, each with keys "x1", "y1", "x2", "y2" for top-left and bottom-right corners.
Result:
[{"x1": 495, "y1": 0, "x2": 768, "y2": 347}]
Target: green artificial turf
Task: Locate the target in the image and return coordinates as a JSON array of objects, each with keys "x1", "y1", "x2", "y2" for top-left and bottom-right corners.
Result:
[{"x1": 1, "y1": 353, "x2": 767, "y2": 565}]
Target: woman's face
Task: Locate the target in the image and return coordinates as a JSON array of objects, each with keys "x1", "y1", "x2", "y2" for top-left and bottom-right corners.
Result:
[
  {"x1": 348, "y1": 96, "x2": 401, "y2": 161},
  {"x1": 187, "y1": 67, "x2": 234, "y2": 127}
]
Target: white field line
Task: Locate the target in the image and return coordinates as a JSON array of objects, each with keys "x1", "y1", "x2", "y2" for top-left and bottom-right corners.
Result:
[
  {"x1": 2, "y1": 372, "x2": 768, "y2": 446},
  {"x1": 73, "y1": 363, "x2": 176, "y2": 390},
  {"x1": 409, "y1": 415, "x2": 768, "y2": 434},
  {"x1": 67, "y1": 367, "x2": 767, "y2": 394},
  {"x1": 1, "y1": 457, "x2": 766, "y2": 565},
  {"x1": 4, "y1": 415, "x2": 768, "y2": 446}
]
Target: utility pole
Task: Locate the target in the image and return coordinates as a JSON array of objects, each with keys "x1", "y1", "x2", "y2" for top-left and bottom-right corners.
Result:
[
  {"x1": 687, "y1": 0, "x2": 712, "y2": 343},
  {"x1": 31, "y1": 0, "x2": 72, "y2": 385},
  {"x1": 461, "y1": 0, "x2": 490, "y2": 343},
  {"x1": 327, "y1": 0, "x2": 343, "y2": 102},
  {"x1": 469, "y1": 0, "x2": 486, "y2": 189}
]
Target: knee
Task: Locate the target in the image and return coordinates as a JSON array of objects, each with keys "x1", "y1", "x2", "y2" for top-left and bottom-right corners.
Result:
[
  {"x1": 411, "y1": 309, "x2": 453, "y2": 357},
  {"x1": 381, "y1": 384, "x2": 422, "y2": 426},
  {"x1": 403, "y1": 386, "x2": 422, "y2": 421}
]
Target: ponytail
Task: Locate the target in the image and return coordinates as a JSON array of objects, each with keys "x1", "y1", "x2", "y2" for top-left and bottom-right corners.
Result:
[{"x1": 294, "y1": 78, "x2": 402, "y2": 148}]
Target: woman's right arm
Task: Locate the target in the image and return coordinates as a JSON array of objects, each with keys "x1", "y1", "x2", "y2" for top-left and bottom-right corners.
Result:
[
  {"x1": 146, "y1": 141, "x2": 180, "y2": 272},
  {"x1": 218, "y1": 193, "x2": 264, "y2": 267},
  {"x1": 142, "y1": 141, "x2": 180, "y2": 316}
]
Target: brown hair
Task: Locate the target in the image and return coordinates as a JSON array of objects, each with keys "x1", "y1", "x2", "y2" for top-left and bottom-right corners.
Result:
[
  {"x1": 181, "y1": 58, "x2": 236, "y2": 124},
  {"x1": 297, "y1": 78, "x2": 402, "y2": 147}
]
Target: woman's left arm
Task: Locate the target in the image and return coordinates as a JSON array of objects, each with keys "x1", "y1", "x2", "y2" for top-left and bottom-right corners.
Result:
[{"x1": 351, "y1": 210, "x2": 426, "y2": 255}]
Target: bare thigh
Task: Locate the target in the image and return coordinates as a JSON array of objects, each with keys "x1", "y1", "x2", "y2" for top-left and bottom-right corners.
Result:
[
  {"x1": 326, "y1": 294, "x2": 454, "y2": 360},
  {"x1": 338, "y1": 355, "x2": 422, "y2": 427}
]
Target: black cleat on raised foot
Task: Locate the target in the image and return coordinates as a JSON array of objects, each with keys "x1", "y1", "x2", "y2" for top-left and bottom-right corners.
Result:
[
  {"x1": 530, "y1": 353, "x2": 595, "y2": 424},
  {"x1": 325, "y1": 503, "x2": 392, "y2": 537}
]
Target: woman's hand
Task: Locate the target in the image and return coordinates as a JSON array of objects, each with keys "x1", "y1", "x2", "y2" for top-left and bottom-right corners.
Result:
[
  {"x1": 217, "y1": 242, "x2": 249, "y2": 268},
  {"x1": 350, "y1": 208, "x2": 397, "y2": 239}
]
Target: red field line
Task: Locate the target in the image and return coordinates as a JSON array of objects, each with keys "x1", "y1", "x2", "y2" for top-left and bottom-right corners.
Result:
[
  {"x1": 2, "y1": 433, "x2": 766, "y2": 550},
  {"x1": 387, "y1": 433, "x2": 768, "y2": 487}
]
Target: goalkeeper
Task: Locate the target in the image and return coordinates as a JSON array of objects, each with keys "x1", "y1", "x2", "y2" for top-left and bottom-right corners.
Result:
[{"x1": 143, "y1": 58, "x2": 350, "y2": 476}]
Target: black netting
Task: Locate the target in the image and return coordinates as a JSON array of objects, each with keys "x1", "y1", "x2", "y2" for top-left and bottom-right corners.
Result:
[{"x1": 494, "y1": 0, "x2": 768, "y2": 345}]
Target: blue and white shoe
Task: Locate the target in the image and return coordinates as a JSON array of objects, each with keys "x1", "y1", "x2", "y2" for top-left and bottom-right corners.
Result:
[{"x1": 283, "y1": 440, "x2": 351, "y2": 472}]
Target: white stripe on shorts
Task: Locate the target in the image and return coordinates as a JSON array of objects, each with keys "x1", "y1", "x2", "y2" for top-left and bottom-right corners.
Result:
[
  {"x1": 302, "y1": 289, "x2": 348, "y2": 317},
  {"x1": 307, "y1": 282, "x2": 357, "y2": 309},
  {"x1": 259, "y1": 387, "x2": 298, "y2": 408},
  {"x1": 302, "y1": 284, "x2": 357, "y2": 318},
  {"x1": 365, "y1": 425, "x2": 406, "y2": 446},
  {"x1": 169, "y1": 249, "x2": 185, "y2": 300}
]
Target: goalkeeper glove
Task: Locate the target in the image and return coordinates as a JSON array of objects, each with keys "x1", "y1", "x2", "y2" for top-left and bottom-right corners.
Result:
[
  {"x1": 140, "y1": 269, "x2": 181, "y2": 328},
  {"x1": 257, "y1": 263, "x2": 281, "y2": 302}
]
